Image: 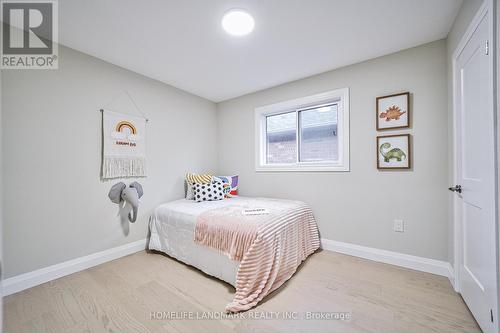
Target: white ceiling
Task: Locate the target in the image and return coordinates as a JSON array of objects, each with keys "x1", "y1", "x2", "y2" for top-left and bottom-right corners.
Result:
[{"x1": 60, "y1": 0, "x2": 462, "y2": 102}]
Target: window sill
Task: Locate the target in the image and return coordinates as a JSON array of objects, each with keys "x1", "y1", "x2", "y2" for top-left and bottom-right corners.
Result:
[{"x1": 255, "y1": 163, "x2": 349, "y2": 172}]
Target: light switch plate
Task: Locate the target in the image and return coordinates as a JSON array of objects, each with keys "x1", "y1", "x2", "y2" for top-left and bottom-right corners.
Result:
[{"x1": 394, "y1": 219, "x2": 404, "y2": 232}]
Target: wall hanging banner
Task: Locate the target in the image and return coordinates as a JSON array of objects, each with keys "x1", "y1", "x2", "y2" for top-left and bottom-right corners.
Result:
[{"x1": 102, "y1": 109, "x2": 147, "y2": 179}]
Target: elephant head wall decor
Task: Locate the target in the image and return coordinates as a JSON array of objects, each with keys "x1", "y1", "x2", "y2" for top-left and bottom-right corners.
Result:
[{"x1": 108, "y1": 181, "x2": 144, "y2": 223}]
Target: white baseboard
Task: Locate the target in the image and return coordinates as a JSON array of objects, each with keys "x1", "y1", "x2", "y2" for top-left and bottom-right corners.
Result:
[
  {"x1": 2, "y1": 239, "x2": 147, "y2": 297},
  {"x1": 2, "y1": 238, "x2": 455, "y2": 297},
  {"x1": 321, "y1": 238, "x2": 455, "y2": 286},
  {"x1": 448, "y1": 264, "x2": 458, "y2": 291}
]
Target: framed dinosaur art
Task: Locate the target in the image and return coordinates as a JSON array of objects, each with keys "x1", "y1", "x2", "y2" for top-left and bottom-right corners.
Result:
[
  {"x1": 376, "y1": 92, "x2": 410, "y2": 130},
  {"x1": 376, "y1": 134, "x2": 411, "y2": 170}
]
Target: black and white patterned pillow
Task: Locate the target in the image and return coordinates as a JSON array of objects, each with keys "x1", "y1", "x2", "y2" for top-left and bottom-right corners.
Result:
[{"x1": 193, "y1": 181, "x2": 224, "y2": 202}]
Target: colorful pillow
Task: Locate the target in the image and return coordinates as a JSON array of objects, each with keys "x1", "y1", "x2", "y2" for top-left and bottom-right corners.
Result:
[
  {"x1": 185, "y1": 173, "x2": 213, "y2": 199},
  {"x1": 193, "y1": 180, "x2": 224, "y2": 202},
  {"x1": 214, "y1": 175, "x2": 238, "y2": 198}
]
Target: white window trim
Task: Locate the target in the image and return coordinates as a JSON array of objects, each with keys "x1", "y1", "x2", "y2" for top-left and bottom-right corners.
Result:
[{"x1": 255, "y1": 88, "x2": 350, "y2": 172}]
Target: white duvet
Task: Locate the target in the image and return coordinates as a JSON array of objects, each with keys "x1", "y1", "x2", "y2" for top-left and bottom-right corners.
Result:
[{"x1": 148, "y1": 198, "x2": 241, "y2": 286}]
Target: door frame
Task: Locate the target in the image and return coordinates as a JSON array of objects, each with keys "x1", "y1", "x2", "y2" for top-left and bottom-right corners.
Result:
[{"x1": 451, "y1": 0, "x2": 498, "y2": 329}]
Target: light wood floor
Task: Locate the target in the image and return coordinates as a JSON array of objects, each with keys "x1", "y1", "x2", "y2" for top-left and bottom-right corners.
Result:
[{"x1": 4, "y1": 250, "x2": 481, "y2": 333}]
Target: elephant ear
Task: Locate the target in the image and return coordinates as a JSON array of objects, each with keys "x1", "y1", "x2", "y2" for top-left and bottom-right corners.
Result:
[
  {"x1": 108, "y1": 182, "x2": 126, "y2": 204},
  {"x1": 129, "y1": 182, "x2": 144, "y2": 198}
]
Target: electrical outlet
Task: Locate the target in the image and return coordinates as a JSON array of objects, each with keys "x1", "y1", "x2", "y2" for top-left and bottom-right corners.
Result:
[{"x1": 393, "y1": 219, "x2": 404, "y2": 232}]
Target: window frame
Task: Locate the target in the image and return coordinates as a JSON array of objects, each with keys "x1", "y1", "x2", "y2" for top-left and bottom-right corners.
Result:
[{"x1": 255, "y1": 88, "x2": 350, "y2": 172}]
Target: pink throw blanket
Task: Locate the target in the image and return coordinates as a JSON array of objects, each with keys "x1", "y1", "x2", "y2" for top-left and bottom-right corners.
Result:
[{"x1": 194, "y1": 198, "x2": 320, "y2": 312}]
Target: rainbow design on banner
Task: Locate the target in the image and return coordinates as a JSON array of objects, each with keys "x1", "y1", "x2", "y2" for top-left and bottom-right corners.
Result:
[{"x1": 115, "y1": 121, "x2": 137, "y2": 134}]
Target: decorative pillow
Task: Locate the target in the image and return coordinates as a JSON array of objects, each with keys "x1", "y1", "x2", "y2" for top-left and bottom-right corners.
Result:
[
  {"x1": 185, "y1": 173, "x2": 213, "y2": 199},
  {"x1": 193, "y1": 180, "x2": 224, "y2": 202},
  {"x1": 214, "y1": 175, "x2": 239, "y2": 198}
]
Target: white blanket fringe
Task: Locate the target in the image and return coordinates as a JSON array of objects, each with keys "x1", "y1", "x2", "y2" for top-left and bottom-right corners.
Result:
[{"x1": 102, "y1": 156, "x2": 146, "y2": 179}]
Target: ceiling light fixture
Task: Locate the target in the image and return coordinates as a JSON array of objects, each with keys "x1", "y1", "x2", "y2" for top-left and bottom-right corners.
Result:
[{"x1": 221, "y1": 9, "x2": 255, "y2": 36}]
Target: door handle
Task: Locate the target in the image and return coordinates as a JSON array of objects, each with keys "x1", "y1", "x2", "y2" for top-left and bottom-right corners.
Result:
[{"x1": 448, "y1": 185, "x2": 462, "y2": 193}]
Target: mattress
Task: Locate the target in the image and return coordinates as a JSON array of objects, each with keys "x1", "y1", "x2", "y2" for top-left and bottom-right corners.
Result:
[{"x1": 148, "y1": 197, "x2": 241, "y2": 286}]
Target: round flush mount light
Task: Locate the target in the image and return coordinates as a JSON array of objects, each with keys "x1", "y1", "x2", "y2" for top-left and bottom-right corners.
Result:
[{"x1": 221, "y1": 9, "x2": 255, "y2": 36}]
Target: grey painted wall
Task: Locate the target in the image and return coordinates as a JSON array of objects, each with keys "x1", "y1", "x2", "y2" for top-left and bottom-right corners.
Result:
[
  {"x1": 217, "y1": 40, "x2": 449, "y2": 261},
  {"x1": 0, "y1": 67, "x2": 3, "y2": 326},
  {"x1": 1, "y1": 45, "x2": 218, "y2": 278},
  {"x1": 446, "y1": 0, "x2": 484, "y2": 266},
  {"x1": 497, "y1": 0, "x2": 500, "y2": 295}
]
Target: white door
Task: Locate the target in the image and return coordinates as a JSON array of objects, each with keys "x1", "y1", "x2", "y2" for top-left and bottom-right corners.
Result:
[{"x1": 453, "y1": 11, "x2": 497, "y2": 333}]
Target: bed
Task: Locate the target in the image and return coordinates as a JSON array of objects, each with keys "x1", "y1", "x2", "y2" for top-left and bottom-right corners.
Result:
[{"x1": 148, "y1": 196, "x2": 320, "y2": 312}]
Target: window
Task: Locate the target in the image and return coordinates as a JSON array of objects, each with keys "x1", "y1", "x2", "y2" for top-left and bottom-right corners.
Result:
[{"x1": 255, "y1": 88, "x2": 349, "y2": 171}]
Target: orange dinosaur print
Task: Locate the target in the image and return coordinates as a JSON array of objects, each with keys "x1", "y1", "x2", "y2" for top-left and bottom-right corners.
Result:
[{"x1": 379, "y1": 105, "x2": 406, "y2": 121}]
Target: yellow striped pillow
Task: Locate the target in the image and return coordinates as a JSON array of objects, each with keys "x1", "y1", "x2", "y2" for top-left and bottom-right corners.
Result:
[
  {"x1": 186, "y1": 173, "x2": 213, "y2": 184},
  {"x1": 186, "y1": 173, "x2": 213, "y2": 199}
]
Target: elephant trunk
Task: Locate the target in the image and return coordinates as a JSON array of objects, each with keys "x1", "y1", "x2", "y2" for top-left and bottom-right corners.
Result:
[{"x1": 128, "y1": 206, "x2": 138, "y2": 223}]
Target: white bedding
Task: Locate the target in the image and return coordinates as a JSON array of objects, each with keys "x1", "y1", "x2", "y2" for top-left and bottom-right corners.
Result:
[{"x1": 148, "y1": 198, "x2": 241, "y2": 286}]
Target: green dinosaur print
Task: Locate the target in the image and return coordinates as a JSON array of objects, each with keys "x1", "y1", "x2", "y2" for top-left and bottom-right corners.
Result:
[{"x1": 379, "y1": 142, "x2": 406, "y2": 162}]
